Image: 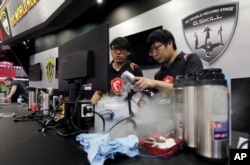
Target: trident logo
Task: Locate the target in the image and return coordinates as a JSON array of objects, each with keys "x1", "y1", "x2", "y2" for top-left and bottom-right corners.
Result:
[
  {"x1": 194, "y1": 25, "x2": 224, "y2": 58},
  {"x1": 182, "y1": 2, "x2": 239, "y2": 65}
]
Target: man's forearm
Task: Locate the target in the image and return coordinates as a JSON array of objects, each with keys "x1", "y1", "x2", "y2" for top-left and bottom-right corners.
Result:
[
  {"x1": 153, "y1": 80, "x2": 174, "y2": 93},
  {"x1": 5, "y1": 86, "x2": 17, "y2": 100}
]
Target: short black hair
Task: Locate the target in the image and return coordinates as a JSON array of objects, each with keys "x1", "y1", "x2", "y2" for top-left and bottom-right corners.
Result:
[
  {"x1": 146, "y1": 29, "x2": 177, "y2": 50},
  {"x1": 110, "y1": 37, "x2": 132, "y2": 52},
  {"x1": 4, "y1": 77, "x2": 13, "y2": 81}
]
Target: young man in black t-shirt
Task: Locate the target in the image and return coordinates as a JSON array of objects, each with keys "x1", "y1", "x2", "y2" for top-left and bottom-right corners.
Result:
[
  {"x1": 134, "y1": 29, "x2": 203, "y2": 93},
  {"x1": 91, "y1": 37, "x2": 143, "y2": 104},
  {"x1": 2, "y1": 77, "x2": 28, "y2": 103},
  {"x1": 133, "y1": 29, "x2": 203, "y2": 121}
]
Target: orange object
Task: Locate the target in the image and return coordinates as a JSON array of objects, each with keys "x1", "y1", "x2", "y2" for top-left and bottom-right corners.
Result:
[{"x1": 31, "y1": 103, "x2": 38, "y2": 112}]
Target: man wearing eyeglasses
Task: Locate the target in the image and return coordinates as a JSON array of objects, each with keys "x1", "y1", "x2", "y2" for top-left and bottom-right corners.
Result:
[
  {"x1": 133, "y1": 29, "x2": 203, "y2": 122},
  {"x1": 134, "y1": 29, "x2": 203, "y2": 94},
  {"x1": 91, "y1": 37, "x2": 143, "y2": 104}
]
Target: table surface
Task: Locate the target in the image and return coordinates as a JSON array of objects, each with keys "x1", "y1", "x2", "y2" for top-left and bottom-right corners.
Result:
[{"x1": 0, "y1": 103, "x2": 229, "y2": 165}]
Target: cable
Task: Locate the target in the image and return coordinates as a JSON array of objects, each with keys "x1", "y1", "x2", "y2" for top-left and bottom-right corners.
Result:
[
  {"x1": 59, "y1": 84, "x2": 139, "y2": 135},
  {"x1": 37, "y1": 90, "x2": 67, "y2": 133},
  {"x1": 39, "y1": 104, "x2": 62, "y2": 133},
  {"x1": 69, "y1": 96, "x2": 84, "y2": 132},
  {"x1": 57, "y1": 130, "x2": 84, "y2": 137},
  {"x1": 94, "y1": 111, "x2": 105, "y2": 133},
  {"x1": 139, "y1": 152, "x2": 174, "y2": 158},
  {"x1": 98, "y1": 109, "x2": 114, "y2": 121},
  {"x1": 13, "y1": 111, "x2": 43, "y2": 122},
  {"x1": 105, "y1": 116, "x2": 132, "y2": 133},
  {"x1": 101, "y1": 91, "x2": 138, "y2": 134}
]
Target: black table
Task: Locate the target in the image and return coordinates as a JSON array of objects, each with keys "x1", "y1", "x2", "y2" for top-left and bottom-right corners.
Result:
[{"x1": 0, "y1": 103, "x2": 229, "y2": 165}]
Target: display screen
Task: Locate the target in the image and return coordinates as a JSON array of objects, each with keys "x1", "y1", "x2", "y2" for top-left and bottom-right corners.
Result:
[
  {"x1": 58, "y1": 22, "x2": 110, "y2": 93},
  {"x1": 59, "y1": 50, "x2": 93, "y2": 80},
  {"x1": 125, "y1": 26, "x2": 163, "y2": 68}
]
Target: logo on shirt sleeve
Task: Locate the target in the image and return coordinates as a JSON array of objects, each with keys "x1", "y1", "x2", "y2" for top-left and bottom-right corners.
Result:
[
  {"x1": 111, "y1": 78, "x2": 123, "y2": 95},
  {"x1": 130, "y1": 63, "x2": 137, "y2": 71},
  {"x1": 161, "y1": 76, "x2": 173, "y2": 97},
  {"x1": 163, "y1": 76, "x2": 173, "y2": 83}
]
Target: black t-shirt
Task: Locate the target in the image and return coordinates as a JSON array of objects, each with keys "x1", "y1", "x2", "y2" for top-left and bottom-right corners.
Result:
[
  {"x1": 149, "y1": 51, "x2": 203, "y2": 118},
  {"x1": 154, "y1": 51, "x2": 203, "y2": 82},
  {"x1": 108, "y1": 60, "x2": 143, "y2": 99},
  {"x1": 10, "y1": 81, "x2": 28, "y2": 102}
]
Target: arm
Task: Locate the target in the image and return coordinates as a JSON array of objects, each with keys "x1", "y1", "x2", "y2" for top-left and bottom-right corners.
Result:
[
  {"x1": 90, "y1": 91, "x2": 103, "y2": 104},
  {"x1": 5, "y1": 85, "x2": 17, "y2": 100},
  {"x1": 133, "y1": 76, "x2": 174, "y2": 93}
]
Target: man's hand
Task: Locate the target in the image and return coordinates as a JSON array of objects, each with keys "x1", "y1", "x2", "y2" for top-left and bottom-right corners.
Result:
[
  {"x1": 133, "y1": 76, "x2": 174, "y2": 93},
  {"x1": 133, "y1": 77, "x2": 155, "y2": 91}
]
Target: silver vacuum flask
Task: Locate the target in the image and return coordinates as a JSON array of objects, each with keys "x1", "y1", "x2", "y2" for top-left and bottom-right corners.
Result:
[
  {"x1": 42, "y1": 93, "x2": 50, "y2": 116},
  {"x1": 28, "y1": 87, "x2": 36, "y2": 110},
  {"x1": 196, "y1": 68, "x2": 229, "y2": 161},
  {"x1": 173, "y1": 75, "x2": 185, "y2": 140},
  {"x1": 183, "y1": 73, "x2": 198, "y2": 149}
]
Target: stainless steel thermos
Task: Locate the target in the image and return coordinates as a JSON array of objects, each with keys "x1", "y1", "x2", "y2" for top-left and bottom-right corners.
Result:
[
  {"x1": 173, "y1": 68, "x2": 229, "y2": 162},
  {"x1": 28, "y1": 87, "x2": 36, "y2": 110},
  {"x1": 37, "y1": 89, "x2": 51, "y2": 116},
  {"x1": 182, "y1": 73, "x2": 199, "y2": 149},
  {"x1": 196, "y1": 68, "x2": 229, "y2": 161},
  {"x1": 173, "y1": 75, "x2": 185, "y2": 140}
]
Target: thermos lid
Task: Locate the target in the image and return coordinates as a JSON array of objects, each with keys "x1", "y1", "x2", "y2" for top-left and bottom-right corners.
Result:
[
  {"x1": 200, "y1": 68, "x2": 222, "y2": 74},
  {"x1": 28, "y1": 87, "x2": 36, "y2": 91},
  {"x1": 173, "y1": 75, "x2": 185, "y2": 87},
  {"x1": 182, "y1": 72, "x2": 199, "y2": 86},
  {"x1": 173, "y1": 68, "x2": 227, "y2": 87},
  {"x1": 197, "y1": 68, "x2": 227, "y2": 86},
  {"x1": 173, "y1": 72, "x2": 200, "y2": 87}
]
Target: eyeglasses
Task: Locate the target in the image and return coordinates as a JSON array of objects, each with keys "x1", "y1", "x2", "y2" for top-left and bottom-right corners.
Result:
[
  {"x1": 149, "y1": 44, "x2": 164, "y2": 56},
  {"x1": 110, "y1": 47, "x2": 127, "y2": 53}
]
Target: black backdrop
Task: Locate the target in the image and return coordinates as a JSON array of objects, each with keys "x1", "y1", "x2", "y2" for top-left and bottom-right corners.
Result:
[{"x1": 231, "y1": 77, "x2": 250, "y2": 133}]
